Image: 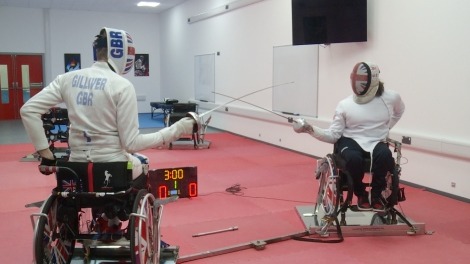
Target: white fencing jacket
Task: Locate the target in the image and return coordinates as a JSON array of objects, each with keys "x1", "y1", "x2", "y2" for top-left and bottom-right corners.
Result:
[
  {"x1": 310, "y1": 90, "x2": 405, "y2": 152},
  {"x1": 21, "y1": 62, "x2": 184, "y2": 165}
]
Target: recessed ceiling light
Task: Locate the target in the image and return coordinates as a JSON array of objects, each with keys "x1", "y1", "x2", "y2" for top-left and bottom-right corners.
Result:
[{"x1": 137, "y1": 2, "x2": 160, "y2": 8}]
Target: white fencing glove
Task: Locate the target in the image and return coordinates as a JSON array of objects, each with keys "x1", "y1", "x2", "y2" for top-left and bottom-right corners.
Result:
[
  {"x1": 158, "y1": 117, "x2": 196, "y2": 144},
  {"x1": 292, "y1": 118, "x2": 313, "y2": 134}
]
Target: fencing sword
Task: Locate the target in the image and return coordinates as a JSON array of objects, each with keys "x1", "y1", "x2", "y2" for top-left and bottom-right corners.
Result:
[
  {"x1": 192, "y1": 226, "x2": 239, "y2": 237},
  {"x1": 198, "y1": 81, "x2": 294, "y2": 118},
  {"x1": 212, "y1": 91, "x2": 297, "y2": 123},
  {"x1": 189, "y1": 81, "x2": 295, "y2": 141}
]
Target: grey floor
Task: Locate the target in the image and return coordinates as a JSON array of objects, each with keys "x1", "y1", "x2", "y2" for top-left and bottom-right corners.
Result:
[{"x1": 0, "y1": 119, "x2": 31, "y2": 145}]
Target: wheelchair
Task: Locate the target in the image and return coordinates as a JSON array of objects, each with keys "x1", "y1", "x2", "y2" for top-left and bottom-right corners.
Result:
[
  {"x1": 42, "y1": 107, "x2": 70, "y2": 159},
  {"x1": 165, "y1": 104, "x2": 211, "y2": 150},
  {"x1": 30, "y1": 159, "x2": 175, "y2": 263},
  {"x1": 313, "y1": 138, "x2": 416, "y2": 238}
]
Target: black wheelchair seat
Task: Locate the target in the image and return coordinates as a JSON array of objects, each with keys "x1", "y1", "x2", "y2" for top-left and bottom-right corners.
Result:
[
  {"x1": 54, "y1": 161, "x2": 136, "y2": 221},
  {"x1": 56, "y1": 161, "x2": 132, "y2": 193}
]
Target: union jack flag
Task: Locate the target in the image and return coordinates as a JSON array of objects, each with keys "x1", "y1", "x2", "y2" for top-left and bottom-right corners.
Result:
[
  {"x1": 51, "y1": 235, "x2": 73, "y2": 263},
  {"x1": 62, "y1": 179, "x2": 77, "y2": 192},
  {"x1": 125, "y1": 32, "x2": 135, "y2": 73}
]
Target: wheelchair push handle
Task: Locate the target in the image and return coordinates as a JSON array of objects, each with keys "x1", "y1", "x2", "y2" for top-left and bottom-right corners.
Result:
[
  {"x1": 315, "y1": 158, "x2": 329, "y2": 180},
  {"x1": 38, "y1": 164, "x2": 78, "y2": 173},
  {"x1": 38, "y1": 165, "x2": 58, "y2": 175},
  {"x1": 38, "y1": 165, "x2": 82, "y2": 185},
  {"x1": 38, "y1": 165, "x2": 80, "y2": 177},
  {"x1": 386, "y1": 138, "x2": 402, "y2": 154},
  {"x1": 386, "y1": 137, "x2": 401, "y2": 148}
]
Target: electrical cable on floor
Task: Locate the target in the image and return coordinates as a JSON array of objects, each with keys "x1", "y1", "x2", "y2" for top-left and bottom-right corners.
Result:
[
  {"x1": 225, "y1": 183, "x2": 246, "y2": 195},
  {"x1": 400, "y1": 156, "x2": 409, "y2": 165}
]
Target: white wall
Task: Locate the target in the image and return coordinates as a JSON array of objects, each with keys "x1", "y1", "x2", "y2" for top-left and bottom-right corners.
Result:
[
  {"x1": 159, "y1": 0, "x2": 291, "y2": 104},
  {"x1": 159, "y1": 0, "x2": 470, "y2": 200},
  {"x1": 0, "y1": 6, "x2": 161, "y2": 113},
  {"x1": 0, "y1": 7, "x2": 46, "y2": 53}
]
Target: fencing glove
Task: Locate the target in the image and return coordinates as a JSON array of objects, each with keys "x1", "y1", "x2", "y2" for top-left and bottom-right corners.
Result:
[
  {"x1": 38, "y1": 156, "x2": 56, "y2": 175},
  {"x1": 158, "y1": 117, "x2": 196, "y2": 144},
  {"x1": 292, "y1": 118, "x2": 313, "y2": 134}
]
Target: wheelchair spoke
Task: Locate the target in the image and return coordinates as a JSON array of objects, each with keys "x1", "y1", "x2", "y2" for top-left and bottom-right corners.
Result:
[
  {"x1": 316, "y1": 156, "x2": 340, "y2": 217},
  {"x1": 34, "y1": 195, "x2": 75, "y2": 264},
  {"x1": 131, "y1": 190, "x2": 158, "y2": 264},
  {"x1": 322, "y1": 176, "x2": 338, "y2": 215}
]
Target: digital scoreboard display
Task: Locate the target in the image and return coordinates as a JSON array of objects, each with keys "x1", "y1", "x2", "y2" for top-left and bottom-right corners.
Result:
[{"x1": 148, "y1": 166, "x2": 198, "y2": 199}]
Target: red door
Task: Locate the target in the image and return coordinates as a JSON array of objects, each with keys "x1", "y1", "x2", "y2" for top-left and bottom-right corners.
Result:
[{"x1": 0, "y1": 54, "x2": 44, "y2": 120}]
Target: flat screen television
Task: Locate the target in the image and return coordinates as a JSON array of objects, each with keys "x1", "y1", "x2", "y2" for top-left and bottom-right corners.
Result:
[{"x1": 292, "y1": 0, "x2": 367, "y2": 45}]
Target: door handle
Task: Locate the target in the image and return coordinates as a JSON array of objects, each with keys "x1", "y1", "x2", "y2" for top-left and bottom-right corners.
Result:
[{"x1": 30, "y1": 82, "x2": 43, "y2": 87}]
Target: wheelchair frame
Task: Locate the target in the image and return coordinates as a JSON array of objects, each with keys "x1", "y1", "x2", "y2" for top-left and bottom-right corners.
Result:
[
  {"x1": 165, "y1": 110, "x2": 212, "y2": 150},
  {"x1": 42, "y1": 107, "x2": 70, "y2": 159},
  {"x1": 312, "y1": 138, "x2": 417, "y2": 239},
  {"x1": 30, "y1": 165, "x2": 171, "y2": 264}
]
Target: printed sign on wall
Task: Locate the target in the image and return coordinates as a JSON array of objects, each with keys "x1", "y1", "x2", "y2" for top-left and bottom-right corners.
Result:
[
  {"x1": 134, "y1": 54, "x2": 149, "y2": 76},
  {"x1": 64, "y1": 54, "x2": 81, "y2": 72}
]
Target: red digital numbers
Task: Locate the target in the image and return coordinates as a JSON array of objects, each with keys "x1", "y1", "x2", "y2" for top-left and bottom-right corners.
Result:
[
  {"x1": 149, "y1": 167, "x2": 198, "y2": 199},
  {"x1": 158, "y1": 185, "x2": 168, "y2": 199},
  {"x1": 189, "y1": 182, "x2": 197, "y2": 197}
]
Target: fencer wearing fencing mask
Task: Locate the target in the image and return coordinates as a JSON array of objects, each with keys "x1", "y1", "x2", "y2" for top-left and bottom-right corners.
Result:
[
  {"x1": 293, "y1": 61, "x2": 405, "y2": 152},
  {"x1": 292, "y1": 61, "x2": 405, "y2": 211},
  {"x1": 93, "y1": 27, "x2": 135, "y2": 75},
  {"x1": 21, "y1": 27, "x2": 196, "y2": 181}
]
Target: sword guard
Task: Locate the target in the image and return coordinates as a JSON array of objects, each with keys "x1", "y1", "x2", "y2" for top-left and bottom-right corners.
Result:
[
  {"x1": 186, "y1": 112, "x2": 200, "y2": 133},
  {"x1": 186, "y1": 112, "x2": 212, "y2": 144}
]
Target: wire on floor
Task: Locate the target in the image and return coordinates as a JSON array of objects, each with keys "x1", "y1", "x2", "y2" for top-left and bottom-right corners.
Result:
[
  {"x1": 197, "y1": 183, "x2": 312, "y2": 204},
  {"x1": 225, "y1": 183, "x2": 246, "y2": 195}
]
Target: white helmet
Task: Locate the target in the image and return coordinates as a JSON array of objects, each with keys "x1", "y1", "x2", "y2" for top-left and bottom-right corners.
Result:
[
  {"x1": 350, "y1": 62, "x2": 380, "y2": 104},
  {"x1": 93, "y1": 27, "x2": 135, "y2": 75}
]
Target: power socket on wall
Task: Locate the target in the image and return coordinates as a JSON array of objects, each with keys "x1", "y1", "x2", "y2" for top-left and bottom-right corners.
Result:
[{"x1": 402, "y1": 136, "x2": 411, "y2": 145}]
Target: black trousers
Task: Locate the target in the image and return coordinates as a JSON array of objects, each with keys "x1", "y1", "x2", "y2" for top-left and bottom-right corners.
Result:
[{"x1": 336, "y1": 137, "x2": 394, "y2": 200}]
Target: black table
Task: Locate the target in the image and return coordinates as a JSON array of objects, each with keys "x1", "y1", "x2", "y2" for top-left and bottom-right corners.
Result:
[{"x1": 150, "y1": 102, "x2": 175, "y2": 119}]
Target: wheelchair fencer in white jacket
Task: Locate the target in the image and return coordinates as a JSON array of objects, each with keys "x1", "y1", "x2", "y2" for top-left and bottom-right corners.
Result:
[
  {"x1": 20, "y1": 27, "x2": 200, "y2": 182},
  {"x1": 292, "y1": 62, "x2": 405, "y2": 211}
]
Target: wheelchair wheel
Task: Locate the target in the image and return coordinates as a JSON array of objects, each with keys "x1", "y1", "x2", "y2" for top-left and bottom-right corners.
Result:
[
  {"x1": 382, "y1": 165, "x2": 400, "y2": 207},
  {"x1": 33, "y1": 194, "x2": 75, "y2": 264},
  {"x1": 130, "y1": 189, "x2": 160, "y2": 264},
  {"x1": 315, "y1": 154, "x2": 340, "y2": 217},
  {"x1": 370, "y1": 213, "x2": 387, "y2": 225}
]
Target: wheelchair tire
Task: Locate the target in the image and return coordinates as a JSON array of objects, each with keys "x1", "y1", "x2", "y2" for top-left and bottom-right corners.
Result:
[
  {"x1": 130, "y1": 189, "x2": 160, "y2": 264},
  {"x1": 316, "y1": 154, "x2": 341, "y2": 217},
  {"x1": 33, "y1": 194, "x2": 75, "y2": 264}
]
